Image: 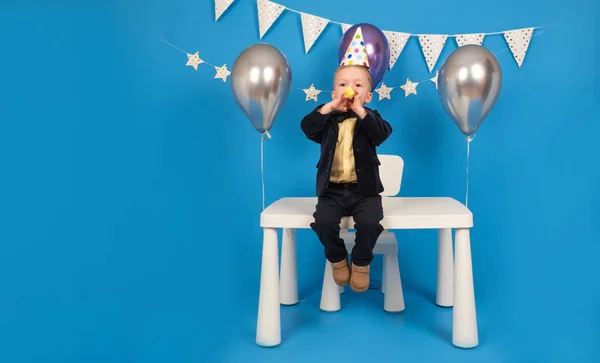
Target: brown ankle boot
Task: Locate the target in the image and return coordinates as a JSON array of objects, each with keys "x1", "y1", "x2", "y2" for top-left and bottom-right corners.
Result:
[
  {"x1": 350, "y1": 263, "x2": 370, "y2": 293},
  {"x1": 331, "y1": 259, "x2": 350, "y2": 286}
]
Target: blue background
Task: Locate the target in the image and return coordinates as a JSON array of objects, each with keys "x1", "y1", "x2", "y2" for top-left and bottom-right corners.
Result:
[{"x1": 1, "y1": 0, "x2": 599, "y2": 362}]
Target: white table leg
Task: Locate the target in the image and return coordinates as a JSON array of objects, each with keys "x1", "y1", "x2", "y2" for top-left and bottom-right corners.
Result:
[
  {"x1": 437, "y1": 228, "x2": 454, "y2": 307},
  {"x1": 381, "y1": 256, "x2": 388, "y2": 295},
  {"x1": 452, "y1": 228, "x2": 478, "y2": 348},
  {"x1": 383, "y1": 254, "x2": 405, "y2": 313},
  {"x1": 280, "y1": 228, "x2": 298, "y2": 305},
  {"x1": 320, "y1": 261, "x2": 341, "y2": 312},
  {"x1": 256, "y1": 228, "x2": 281, "y2": 347}
]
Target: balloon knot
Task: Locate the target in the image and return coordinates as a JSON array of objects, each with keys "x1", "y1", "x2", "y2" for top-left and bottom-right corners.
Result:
[
  {"x1": 466, "y1": 134, "x2": 475, "y2": 142},
  {"x1": 262, "y1": 131, "x2": 272, "y2": 140}
]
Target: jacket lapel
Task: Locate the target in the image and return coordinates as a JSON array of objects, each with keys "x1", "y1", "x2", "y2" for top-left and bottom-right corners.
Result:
[{"x1": 354, "y1": 109, "x2": 368, "y2": 136}]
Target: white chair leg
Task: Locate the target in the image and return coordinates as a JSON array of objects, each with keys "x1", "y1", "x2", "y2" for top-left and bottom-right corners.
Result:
[
  {"x1": 279, "y1": 228, "x2": 298, "y2": 305},
  {"x1": 256, "y1": 228, "x2": 281, "y2": 347},
  {"x1": 452, "y1": 228, "x2": 478, "y2": 348},
  {"x1": 320, "y1": 261, "x2": 341, "y2": 312},
  {"x1": 383, "y1": 254, "x2": 405, "y2": 312},
  {"x1": 381, "y1": 256, "x2": 388, "y2": 294},
  {"x1": 437, "y1": 228, "x2": 454, "y2": 307}
]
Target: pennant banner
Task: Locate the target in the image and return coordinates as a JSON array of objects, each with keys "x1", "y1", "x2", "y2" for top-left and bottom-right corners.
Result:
[
  {"x1": 503, "y1": 27, "x2": 534, "y2": 68},
  {"x1": 215, "y1": 0, "x2": 235, "y2": 21},
  {"x1": 383, "y1": 30, "x2": 410, "y2": 70},
  {"x1": 455, "y1": 33, "x2": 485, "y2": 47},
  {"x1": 165, "y1": 27, "x2": 538, "y2": 108},
  {"x1": 257, "y1": 0, "x2": 285, "y2": 39},
  {"x1": 418, "y1": 34, "x2": 448, "y2": 73},
  {"x1": 174, "y1": 2, "x2": 544, "y2": 103},
  {"x1": 215, "y1": 0, "x2": 540, "y2": 71},
  {"x1": 300, "y1": 12, "x2": 330, "y2": 53}
]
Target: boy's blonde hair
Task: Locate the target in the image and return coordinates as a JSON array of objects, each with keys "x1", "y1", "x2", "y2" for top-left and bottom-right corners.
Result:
[{"x1": 333, "y1": 65, "x2": 373, "y2": 90}]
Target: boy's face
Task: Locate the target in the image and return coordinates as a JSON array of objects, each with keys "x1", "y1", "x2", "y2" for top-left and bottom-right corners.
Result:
[{"x1": 332, "y1": 66, "x2": 373, "y2": 106}]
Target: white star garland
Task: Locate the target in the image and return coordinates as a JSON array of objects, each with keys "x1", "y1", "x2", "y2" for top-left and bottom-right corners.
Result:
[
  {"x1": 186, "y1": 52, "x2": 204, "y2": 70},
  {"x1": 400, "y1": 79, "x2": 418, "y2": 97},
  {"x1": 178, "y1": 44, "x2": 441, "y2": 101},
  {"x1": 174, "y1": 45, "x2": 232, "y2": 82},
  {"x1": 164, "y1": 37, "x2": 539, "y2": 103},
  {"x1": 302, "y1": 77, "x2": 436, "y2": 102},
  {"x1": 173, "y1": 43, "x2": 433, "y2": 97},
  {"x1": 214, "y1": 64, "x2": 231, "y2": 82},
  {"x1": 303, "y1": 84, "x2": 322, "y2": 102},
  {"x1": 430, "y1": 71, "x2": 439, "y2": 90},
  {"x1": 375, "y1": 83, "x2": 393, "y2": 101}
]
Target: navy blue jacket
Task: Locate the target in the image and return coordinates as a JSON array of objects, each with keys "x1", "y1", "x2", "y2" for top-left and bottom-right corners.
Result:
[{"x1": 300, "y1": 105, "x2": 392, "y2": 197}]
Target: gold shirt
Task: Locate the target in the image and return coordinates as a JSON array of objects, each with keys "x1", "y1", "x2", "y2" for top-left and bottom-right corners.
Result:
[{"x1": 329, "y1": 117, "x2": 358, "y2": 183}]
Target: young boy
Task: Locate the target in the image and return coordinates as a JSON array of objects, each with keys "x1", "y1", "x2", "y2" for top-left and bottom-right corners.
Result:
[{"x1": 300, "y1": 39, "x2": 392, "y2": 292}]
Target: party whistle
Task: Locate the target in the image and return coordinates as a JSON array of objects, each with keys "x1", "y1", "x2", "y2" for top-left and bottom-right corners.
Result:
[{"x1": 343, "y1": 86, "x2": 356, "y2": 99}]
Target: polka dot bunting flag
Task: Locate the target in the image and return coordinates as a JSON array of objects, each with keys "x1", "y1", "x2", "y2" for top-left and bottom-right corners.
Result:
[
  {"x1": 339, "y1": 27, "x2": 370, "y2": 68},
  {"x1": 503, "y1": 28, "x2": 534, "y2": 68}
]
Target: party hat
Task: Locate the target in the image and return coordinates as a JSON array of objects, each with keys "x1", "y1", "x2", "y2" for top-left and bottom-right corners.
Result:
[{"x1": 340, "y1": 27, "x2": 370, "y2": 68}]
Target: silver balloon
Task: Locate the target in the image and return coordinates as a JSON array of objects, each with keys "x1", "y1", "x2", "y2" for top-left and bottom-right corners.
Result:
[
  {"x1": 231, "y1": 43, "x2": 292, "y2": 134},
  {"x1": 438, "y1": 44, "x2": 502, "y2": 136}
]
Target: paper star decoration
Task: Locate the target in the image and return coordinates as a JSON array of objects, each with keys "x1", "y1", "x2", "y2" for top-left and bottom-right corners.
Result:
[
  {"x1": 400, "y1": 79, "x2": 418, "y2": 97},
  {"x1": 214, "y1": 64, "x2": 231, "y2": 82},
  {"x1": 430, "y1": 71, "x2": 439, "y2": 90},
  {"x1": 186, "y1": 52, "x2": 204, "y2": 70},
  {"x1": 303, "y1": 84, "x2": 322, "y2": 102},
  {"x1": 375, "y1": 83, "x2": 393, "y2": 101}
]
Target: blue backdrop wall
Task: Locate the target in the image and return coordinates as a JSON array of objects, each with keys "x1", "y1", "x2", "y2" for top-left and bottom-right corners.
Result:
[{"x1": 1, "y1": 0, "x2": 599, "y2": 362}]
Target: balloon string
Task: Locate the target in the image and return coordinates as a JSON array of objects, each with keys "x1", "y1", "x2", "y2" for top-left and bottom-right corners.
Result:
[
  {"x1": 261, "y1": 131, "x2": 271, "y2": 211},
  {"x1": 465, "y1": 134, "x2": 475, "y2": 208}
]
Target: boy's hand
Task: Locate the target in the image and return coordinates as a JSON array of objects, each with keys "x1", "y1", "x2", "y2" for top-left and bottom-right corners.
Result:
[
  {"x1": 319, "y1": 93, "x2": 349, "y2": 114},
  {"x1": 349, "y1": 94, "x2": 367, "y2": 119}
]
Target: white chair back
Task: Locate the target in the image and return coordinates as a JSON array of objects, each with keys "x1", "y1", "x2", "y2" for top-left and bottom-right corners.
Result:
[{"x1": 378, "y1": 154, "x2": 404, "y2": 197}]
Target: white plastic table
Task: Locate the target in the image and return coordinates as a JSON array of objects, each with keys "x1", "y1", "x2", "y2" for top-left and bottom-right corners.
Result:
[{"x1": 256, "y1": 197, "x2": 478, "y2": 349}]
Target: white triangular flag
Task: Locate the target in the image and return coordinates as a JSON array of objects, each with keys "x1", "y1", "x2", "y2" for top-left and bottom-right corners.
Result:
[
  {"x1": 257, "y1": 0, "x2": 285, "y2": 39},
  {"x1": 341, "y1": 23, "x2": 352, "y2": 34},
  {"x1": 418, "y1": 34, "x2": 448, "y2": 73},
  {"x1": 215, "y1": 0, "x2": 235, "y2": 21},
  {"x1": 300, "y1": 12, "x2": 329, "y2": 53},
  {"x1": 503, "y1": 27, "x2": 533, "y2": 68},
  {"x1": 383, "y1": 30, "x2": 410, "y2": 70},
  {"x1": 454, "y1": 33, "x2": 485, "y2": 47}
]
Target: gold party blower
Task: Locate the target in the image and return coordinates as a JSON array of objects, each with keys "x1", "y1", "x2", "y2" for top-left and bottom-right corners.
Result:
[{"x1": 344, "y1": 86, "x2": 356, "y2": 99}]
